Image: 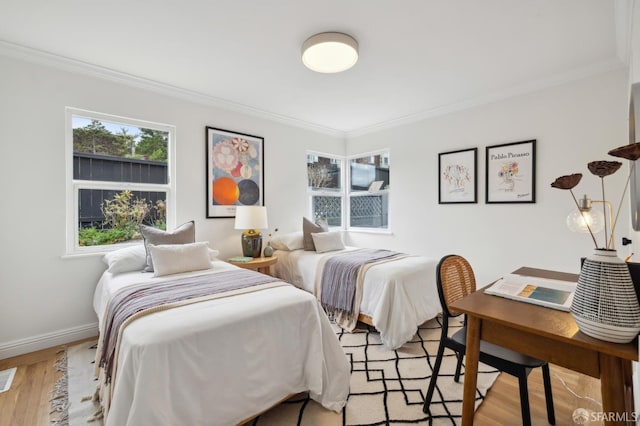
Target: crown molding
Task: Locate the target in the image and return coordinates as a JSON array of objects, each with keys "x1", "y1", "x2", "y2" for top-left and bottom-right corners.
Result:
[
  {"x1": 346, "y1": 58, "x2": 625, "y2": 138},
  {"x1": 0, "y1": 39, "x2": 624, "y2": 141},
  {"x1": 0, "y1": 39, "x2": 346, "y2": 139}
]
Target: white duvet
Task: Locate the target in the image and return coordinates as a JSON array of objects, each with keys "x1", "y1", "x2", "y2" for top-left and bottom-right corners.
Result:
[
  {"x1": 272, "y1": 247, "x2": 441, "y2": 349},
  {"x1": 93, "y1": 261, "x2": 350, "y2": 426}
]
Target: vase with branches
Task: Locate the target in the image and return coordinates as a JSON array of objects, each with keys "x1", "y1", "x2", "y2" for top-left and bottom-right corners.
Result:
[
  {"x1": 263, "y1": 227, "x2": 278, "y2": 257},
  {"x1": 550, "y1": 142, "x2": 640, "y2": 343}
]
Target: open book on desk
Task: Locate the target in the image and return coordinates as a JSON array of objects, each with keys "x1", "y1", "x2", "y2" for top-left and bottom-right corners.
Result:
[{"x1": 485, "y1": 273, "x2": 577, "y2": 311}]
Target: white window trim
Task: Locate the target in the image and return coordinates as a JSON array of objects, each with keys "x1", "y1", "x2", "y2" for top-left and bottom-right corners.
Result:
[
  {"x1": 65, "y1": 107, "x2": 176, "y2": 255},
  {"x1": 306, "y1": 151, "x2": 344, "y2": 228},
  {"x1": 306, "y1": 149, "x2": 391, "y2": 233},
  {"x1": 346, "y1": 148, "x2": 391, "y2": 233}
]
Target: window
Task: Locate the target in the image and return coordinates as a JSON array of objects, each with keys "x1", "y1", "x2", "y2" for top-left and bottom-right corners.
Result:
[
  {"x1": 66, "y1": 108, "x2": 175, "y2": 254},
  {"x1": 348, "y1": 151, "x2": 390, "y2": 230},
  {"x1": 306, "y1": 150, "x2": 390, "y2": 231},
  {"x1": 307, "y1": 153, "x2": 343, "y2": 227}
]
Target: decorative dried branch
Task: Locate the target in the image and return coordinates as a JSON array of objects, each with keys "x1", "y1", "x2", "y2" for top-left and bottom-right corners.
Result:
[
  {"x1": 587, "y1": 160, "x2": 622, "y2": 178},
  {"x1": 608, "y1": 142, "x2": 640, "y2": 161},
  {"x1": 586, "y1": 161, "x2": 621, "y2": 248},
  {"x1": 550, "y1": 174, "x2": 582, "y2": 190},
  {"x1": 553, "y1": 145, "x2": 640, "y2": 251}
]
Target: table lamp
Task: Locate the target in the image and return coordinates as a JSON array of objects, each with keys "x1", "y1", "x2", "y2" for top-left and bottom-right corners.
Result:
[{"x1": 234, "y1": 206, "x2": 268, "y2": 258}]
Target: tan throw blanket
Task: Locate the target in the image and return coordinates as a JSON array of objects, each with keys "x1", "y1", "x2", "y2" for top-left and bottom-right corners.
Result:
[
  {"x1": 94, "y1": 269, "x2": 287, "y2": 420},
  {"x1": 315, "y1": 249, "x2": 409, "y2": 331}
]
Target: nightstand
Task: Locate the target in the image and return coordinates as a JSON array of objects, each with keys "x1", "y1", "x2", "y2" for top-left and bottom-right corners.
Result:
[{"x1": 227, "y1": 256, "x2": 278, "y2": 276}]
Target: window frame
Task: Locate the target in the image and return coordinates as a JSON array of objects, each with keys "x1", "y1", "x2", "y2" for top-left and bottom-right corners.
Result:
[
  {"x1": 306, "y1": 151, "x2": 345, "y2": 228},
  {"x1": 65, "y1": 107, "x2": 176, "y2": 255},
  {"x1": 306, "y1": 149, "x2": 391, "y2": 233},
  {"x1": 346, "y1": 149, "x2": 391, "y2": 233}
]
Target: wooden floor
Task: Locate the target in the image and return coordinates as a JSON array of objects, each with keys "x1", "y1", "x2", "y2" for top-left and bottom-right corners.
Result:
[
  {"x1": 475, "y1": 364, "x2": 603, "y2": 425},
  {"x1": 0, "y1": 338, "x2": 603, "y2": 426}
]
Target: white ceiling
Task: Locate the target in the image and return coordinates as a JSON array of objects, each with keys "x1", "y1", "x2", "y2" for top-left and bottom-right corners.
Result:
[{"x1": 0, "y1": 0, "x2": 627, "y2": 135}]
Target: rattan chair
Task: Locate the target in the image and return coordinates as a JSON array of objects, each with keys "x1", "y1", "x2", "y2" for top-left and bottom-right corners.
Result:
[{"x1": 422, "y1": 255, "x2": 555, "y2": 426}]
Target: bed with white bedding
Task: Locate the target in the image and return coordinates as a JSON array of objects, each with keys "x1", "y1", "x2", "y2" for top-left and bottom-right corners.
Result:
[
  {"x1": 93, "y1": 259, "x2": 350, "y2": 426},
  {"x1": 272, "y1": 246, "x2": 440, "y2": 350}
]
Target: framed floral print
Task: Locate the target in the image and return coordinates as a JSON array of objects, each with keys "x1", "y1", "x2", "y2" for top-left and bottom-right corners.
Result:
[
  {"x1": 439, "y1": 147, "x2": 477, "y2": 204},
  {"x1": 485, "y1": 139, "x2": 536, "y2": 204},
  {"x1": 206, "y1": 127, "x2": 264, "y2": 218}
]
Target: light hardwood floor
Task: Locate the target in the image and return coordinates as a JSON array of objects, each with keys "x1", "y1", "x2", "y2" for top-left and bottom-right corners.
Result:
[{"x1": 0, "y1": 339, "x2": 603, "y2": 426}]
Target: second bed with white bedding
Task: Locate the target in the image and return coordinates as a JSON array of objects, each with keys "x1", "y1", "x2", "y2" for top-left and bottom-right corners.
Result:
[{"x1": 272, "y1": 247, "x2": 440, "y2": 349}]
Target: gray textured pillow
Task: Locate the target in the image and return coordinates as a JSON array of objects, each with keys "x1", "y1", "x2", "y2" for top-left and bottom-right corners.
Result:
[
  {"x1": 302, "y1": 217, "x2": 329, "y2": 251},
  {"x1": 140, "y1": 221, "x2": 196, "y2": 272}
]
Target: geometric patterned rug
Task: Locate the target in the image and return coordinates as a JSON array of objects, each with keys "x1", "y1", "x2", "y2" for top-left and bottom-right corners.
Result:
[
  {"x1": 252, "y1": 316, "x2": 500, "y2": 425},
  {"x1": 56, "y1": 316, "x2": 499, "y2": 426}
]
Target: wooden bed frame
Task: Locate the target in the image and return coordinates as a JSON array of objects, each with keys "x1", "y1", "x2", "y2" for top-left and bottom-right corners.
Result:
[{"x1": 357, "y1": 313, "x2": 373, "y2": 326}]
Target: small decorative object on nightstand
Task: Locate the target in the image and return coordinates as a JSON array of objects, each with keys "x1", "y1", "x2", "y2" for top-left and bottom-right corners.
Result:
[
  {"x1": 227, "y1": 256, "x2": 278, "y2": 276},
  {"x1": 263, "y1": 227, "x2": 278, "y2": 257}
]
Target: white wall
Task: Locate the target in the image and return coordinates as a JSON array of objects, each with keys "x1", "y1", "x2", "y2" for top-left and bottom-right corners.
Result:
[
  {"x1": 0, "y1": 53, "x2": 344, "y2": 358},
  {"x1": 0, "y1": 51, "x2": 631, "y2": 360},
  {"x1": 346, "y1": 69, "x2": 630, "y2": 287}
]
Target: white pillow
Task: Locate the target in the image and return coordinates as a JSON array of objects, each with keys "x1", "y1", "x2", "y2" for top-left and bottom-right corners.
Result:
[
  {"x1": 103, "y1": 244, "x2": 147, "y2": 274},
  {"x1": 311, "y1": 232, "x2": 345, "y2": 253},
  {"x1": 270, "y1": 232, "x2": 304, "y2": 251},
  {"x1": 148, "y1": 242, "x2": 213, "y2": 277}
]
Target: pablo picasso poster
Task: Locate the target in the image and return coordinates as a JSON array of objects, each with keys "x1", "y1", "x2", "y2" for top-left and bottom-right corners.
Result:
[
  {"x1": 486, "y1": 140, "x2": 536, "y2": 203},
  {"x1": 439, "y1": 147, "x2": 477, "y2": 204}
]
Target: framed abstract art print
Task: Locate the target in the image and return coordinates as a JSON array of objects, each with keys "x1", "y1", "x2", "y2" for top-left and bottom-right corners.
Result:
[
  {"x1": 438, "y1": 147, "x2": 477, "y2": 204},
  {"x1": 206, "y1": 127, "x2": 264, "y2": 218}
]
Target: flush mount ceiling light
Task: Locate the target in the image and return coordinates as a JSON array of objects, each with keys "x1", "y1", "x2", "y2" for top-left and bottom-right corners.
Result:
[{"x1": 302, "y1": 32, "x2": 359, "y2": 73}]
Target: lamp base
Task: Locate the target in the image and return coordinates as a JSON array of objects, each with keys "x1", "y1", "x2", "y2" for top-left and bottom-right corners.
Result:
[{"x1": 241, "y1": 229, "x2": 262, "y2": 258}]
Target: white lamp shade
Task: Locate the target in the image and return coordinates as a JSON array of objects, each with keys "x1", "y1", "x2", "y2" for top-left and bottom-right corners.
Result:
[
  {"x1": 234, "y1": 206, "x2": 268, "y2": 230},
  {"x1": 302, "y1": 32, "x2": 358, "y2": 73}
]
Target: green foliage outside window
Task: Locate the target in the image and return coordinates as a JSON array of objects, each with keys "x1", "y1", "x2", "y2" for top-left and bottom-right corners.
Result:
[
  {"x1": 73, "y1": 119, "x2": 168, "y2": 162},
  {"x1": 79, "y1": 190, "x2": 166, "y2": 246}
]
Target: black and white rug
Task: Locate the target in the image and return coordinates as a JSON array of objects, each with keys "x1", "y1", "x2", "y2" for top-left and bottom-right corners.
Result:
[{"x1": 53, "y1": 317, "x2": 499, "y2": 425}]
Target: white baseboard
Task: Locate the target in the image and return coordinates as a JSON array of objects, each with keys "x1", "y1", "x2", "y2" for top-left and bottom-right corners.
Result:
[{"x1": 0, "y1": 323, "x2": 99, "y2": 360}]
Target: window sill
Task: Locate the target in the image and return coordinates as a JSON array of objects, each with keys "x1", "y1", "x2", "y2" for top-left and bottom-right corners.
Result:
[
  {"x1": 62, "y1": 241, "x2": 141, "y2": 259},
  {"x1": 61, "y1": 251, "x2": 107, "y2": 259},
  {"x1": 347, "y1": 228, "x2": 394, "y2": 235}
]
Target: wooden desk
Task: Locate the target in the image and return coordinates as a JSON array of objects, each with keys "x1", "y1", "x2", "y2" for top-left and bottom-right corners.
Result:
[{"x1": 452, "y1": 267, "x2": 638, "y2": 426}]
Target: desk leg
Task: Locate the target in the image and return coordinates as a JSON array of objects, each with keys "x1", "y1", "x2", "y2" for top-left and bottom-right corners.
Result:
[
  {"x1": 461, "y1": 315, "x2": 481, "y2": 426},
  {"x1": 600, "y1": 354, "x2": 634, "y2": 425}
]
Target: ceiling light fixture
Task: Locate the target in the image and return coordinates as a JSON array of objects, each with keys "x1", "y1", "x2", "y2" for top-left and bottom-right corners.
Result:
[{"x1": 302, "y1": 32, "x2": 359, "y2": 74}]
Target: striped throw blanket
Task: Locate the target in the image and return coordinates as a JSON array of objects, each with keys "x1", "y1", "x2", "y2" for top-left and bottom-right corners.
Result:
[
  {"x1": 320, "y1": 249, "x2": 404, "y2": 322},
  {"x1": 99, "y1": 269, "x2": 281, "y2": 382}
]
